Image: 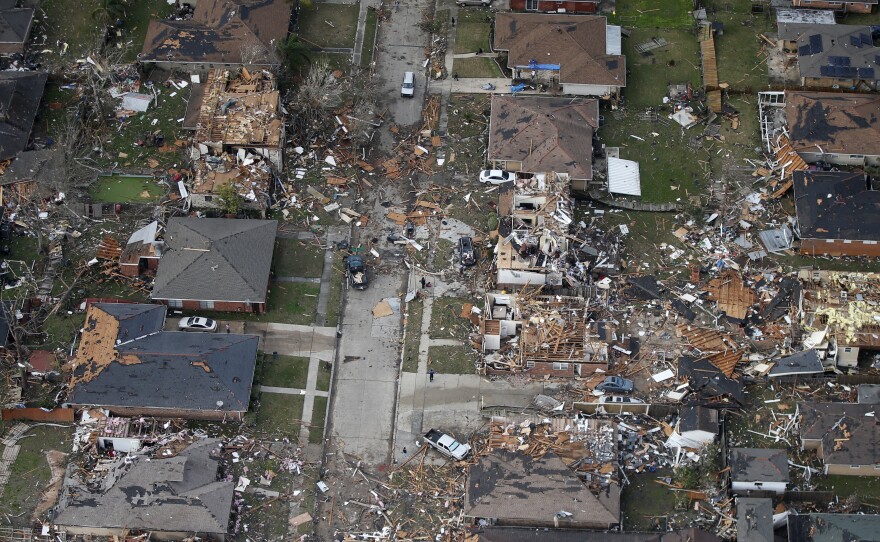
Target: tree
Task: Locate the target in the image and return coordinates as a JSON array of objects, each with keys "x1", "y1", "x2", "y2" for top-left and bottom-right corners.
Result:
[
  {"x1": 277, "y1": 34, "x2": 311, "y2": 81},
  {"x1": 216, "y1": 183, "x2": 243, "y2": 216}
]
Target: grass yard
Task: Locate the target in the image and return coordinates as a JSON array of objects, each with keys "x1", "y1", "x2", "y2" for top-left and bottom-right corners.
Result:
[
  {"x1": 621, "y1": 28, "x2": 701, "y2": 109},
  {"x1": 429, "y1": 296, "x2": 476, "y2": 340},
  {"x1": 454, "y1": 9, "x2": 492, "y2": 54},
  {"x1": 611, "y1": 0, "x2": 694, "y2": 29},
  {"x1": 814, "y1": 475, "x2": 880, "y2": 507},
  {"x1": 119, "y1": 1, "x2": 177, "y2": 62},
  {"x1": 445, "y1": 93, "x2": 490, "y2": 175},
  {"x1": 403, "y1": 298, "x2": 424, "y2": 372},
  {"x1": 312, "y1": 52, "x2": 353, "y2": 73},
  {"x1": 316, "y1": 361, "x2": 333, "y2": 392},
  {"x1": 40, "y1": 313, "x2": 86, "y2": 352},
  {"x1": 274, "y1": 239, "x2": 326, "y2": 278},
  {"x1": 261, "y1": 355, "x2": 311, "y2": 389},
  {"x1": 620, "y1": 470, "x2": 679, "y2": 531},
  {"x1": 324, "y1": 253, "x2": 344, "y2": 328},
  {"x1": 37, "y1": 0, "x2": 103, "y2": 63},
  {"x1": 89, "y1": 174, "x2": 165, "y2": 203},
  {"x1": 256, "y1": 393, "x2": 305, "y2": 437},
  {"x1": 704, "y1": 0, "x2": 774, "y2": 91},
  {"x1": 298, "y1": 3, "x2": 360, "y2": 49},
  {"x1": 0, "y1": 425, "x2": 72, "y2": 522},
  {"x1": 8, "y1": 233, "x2": 41, "y2": 264},
  {"x1": 428, "y1": 344, "x2": 476, "y2": 374},
  {"x1": 309, "y1": 396, "x2": 329, "y2": 444},
  {"x1": 600, "y1": 108, "x2": 705, "y2": 203},
  {"x1": 361, "y1": 6, "x2": 379, "y2": 68},
  {"x1": 452, "y1": 57, "x2": 504, "y2": 78},
  {"x1": 263, "y1": 282, "x2": 321, "y2": 325}
]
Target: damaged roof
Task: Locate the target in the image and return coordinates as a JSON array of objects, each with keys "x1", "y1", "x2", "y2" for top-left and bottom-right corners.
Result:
[
  {"x1": 678, "y1": 356, "x2": 745, "y2": 405},
  {"x1": 140, "y1": 0, "x2": 291, "y2": 65},
  {"x1": 488, "y1": 95, "x2": 598, "y2": 181},
  {"x1": 67, "y1": 303, "x2": 257, "y2": 414},
  {"x1": 729, "y1": 448, "x2": 789, "y2": 483},
  {"x1": 54, "y1": 438, "x2": 233, "y2": 536},
  {"x1": 493, "y1": 13, "x2": 626, "y2": 88},
  {"x1": 793, "y1": 170, "x2": 880, "y2": 242},
  {"x1": 152, "y1": 218, "x2": 277, "y2": 304},
  {"x1": 465, "y1": 449, "x2": 619, "y2": 528},
  {"x1": 679, "y1": 405, "x2": 719, "y2": 435},
  {"x1": 0, "y1": 71, "x2": 47, "y2": 161},
  {"x1": 769, "y1": 348, "x2": 824, "y2": 377},
  {"x1": 787, "y1": 513, "x2": 880, "y2": 542},
  {"x1": 798, "y1": 402, "x2": 880, "y2": 467},
  {"x1": 785, "y1": 91, "x2": 880, "y2": 157}
]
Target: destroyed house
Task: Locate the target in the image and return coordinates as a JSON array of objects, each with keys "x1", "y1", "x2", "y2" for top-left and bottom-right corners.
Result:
[
  {"x1": 488, "y1": 95, "x2": 599, "y2": 192},
  {"x1": 508, "y1": 0, "x2": 600, "y2": 14},
  {"x1": 798, "y1": 402, "x2": 880, "y2": 476},
  {"x1": 785, "y1": 91, "x2": 880, "y2": 166},
  {"x1": 469, "y1": 416, "x2": 619, "y2": 529},
  {"x1": 677, "y1": 356, "x2": 745, "y2": 406},
  {"x1": 471, "y1": 528, "x2": 721, "y2": 542},
  {"x1": 785, "y1": 24, "x2": 880, "y2": 89},
  {"x1": 729, "y1": 448, "x2": 789, "y2": 494},
  {"x1": 480, "y1": 293, "x2": 609, "y2": 377},
  {"x1": 797, "y1": 270, "x2": 880, "y2": 367},
  {"x1": 793, "y1": 170, "x2": 880, "y2": 257},
  {"x1": 768, "y1": 348, "x2": 824, "y2": 379},
  {"x1": 119, "y1": 221, "x2": 162, "y2": 277},
  {"x1": 0, "y1": 0, "x2": 34, "y2": 55},
  {"x1": 190, "y1": 68, "x2": 283, "y2": 212},
  {"x1": 0, "y1": 71, "x2": 48, "y2": 161},
  {"x1": 0, "y1": 148, "x2": 63, "y2": 205},
  {"x1": 54, "y1": 438, "x2": 234, "y2": 540},
  {"x1": 67, "y1": 303, "x2": 258, "y2": 420},
  {"x1": 151, "y1": 218, "x2": 277, "y2": 313},
  {"x1": 493, "y1": 13, "x2": 625, "y2": 97},
  {"x1": 791, "y1": 0, "x2": 877, "y2": 14},
  {"x1": 140, "y1": 0, "x2": 293, "y2": 72},
  {"x1": 788, "y1": 513, "x2": 880, "y2": 542}
]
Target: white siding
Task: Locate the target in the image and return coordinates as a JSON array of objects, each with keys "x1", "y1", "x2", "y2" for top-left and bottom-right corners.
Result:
[
  {"x1": 562, "y1": 83, "x2": 615, "y2": 96},
  {"x1": 732, "y1": 481, "x2": 787, "y2": 494}
]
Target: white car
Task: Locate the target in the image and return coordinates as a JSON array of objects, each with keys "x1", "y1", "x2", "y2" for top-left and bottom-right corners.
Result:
[
  {"x1": 479, "y1": 169, "x2": 515, "y2": 184},
  {"x1": 178, "y1": 316, "x2": 218, "y2": 332},
  {"x1": 598, "y1": 395, "x2": 644, "y2": 404}
]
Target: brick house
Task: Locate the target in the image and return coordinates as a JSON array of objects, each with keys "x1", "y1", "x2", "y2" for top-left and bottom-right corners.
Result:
[
  {"x1": 508, "y1": 0, "x2": 599, "y2": 14},
  {"x1": 798, "y1": 402, "x2": 880, "y2": 476},
  {"x1": 151, "y1": 218, "x2": 277, "y2": 313},
  {"x1": 791, "y1": 0, "x2": 877, "y2": 13},
  {"x1": 66, "y1": 303, "x2": 258, "y2": 421}
]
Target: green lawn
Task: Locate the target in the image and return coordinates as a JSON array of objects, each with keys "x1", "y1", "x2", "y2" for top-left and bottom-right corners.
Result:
[
  {"x1": 429, "y1": 296, "x2": 476, "y2": 340},
  {"x1": 324, "y1": 253, "x2": 344, "y2": 328},
  {"x1": 89, "y1": 174, "x2": 165, "y2": 203},
  {"x1": 263, "y1": 282, "x2": 321, "y2": 324},
  {"x1": 621, "y1": 28, "x2": 701, "y2": 109},
  {"x1": 704, "y1": 0, "x2": 774, "y2": 91},
  {"x1": 814, "y1": 475, "x2": 880, "y2": 507},
  {"x1": 428, "y1": 344, "x2": 476, "y2": 374},
  {"x1": 120, "y1": 1, "x2": 177, "y2": 62},
  {"x1": 0, "y1": 425, "x2": 72, "y2": 520},
  {"x1": 620, "y1": 470, "x2": 679, "y2": 531},
  {"x1": 274, "y1": 239, "x2": 326, "y2": 278},
  {"x1": 41, "y1": 313, "x2": 86, "y2": 352},
  {"x1": 452, "y1": 57, "x2": 503, "y2": 78},
  {"x1": 312, "y1": 52, "x2": 352, "y2": 73},
  {"x1": 445, "y1": 93, "x2": 491, "y2": 175},
  {"x1": 361, "y1": 6, "x2": 379, "y2": 68},
  {"x1": 454, "y1": 9, "x2": 492, "y2": 54},
  {"x1": 315, "y1": 361, "x2": 332, "y2": 392},
  {"x1": 610, "y1": 0, "x2": 694, "y2": 28},
  {"x1": 37, "y1": 0, "x2": 102, "y2": 63},
  {"x1": 309, "y1": 396, "x2": 329, "y2": 444},
  {"x1": 403, "y1": 299, "x2": 424, "y2": 372},
  {"x1": 256, "y1": 393, "x2": 305, "y2": 437},
  {"x1": 261, "y1": 355, "x2": 310, "y2": 389},
  {"x1": 298, "y1": 3, "x2": 360, "y2": 49}
]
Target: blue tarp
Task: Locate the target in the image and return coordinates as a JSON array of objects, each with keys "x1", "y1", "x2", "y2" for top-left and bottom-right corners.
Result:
[
  {"x1": 526, "y1": 59, "x2": 560, "y2": 70},
  {"x1": 510, "y1": 84, "x2": 526, "y2": 93}
]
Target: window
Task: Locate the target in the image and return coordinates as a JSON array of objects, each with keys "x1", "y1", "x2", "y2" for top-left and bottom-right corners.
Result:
[
  {"x1": 844, "y1": 347, "x2": 853, "y2": 353},
  {"x1": 526, "y1": 0, "x2": 538, "y2": 10},
  {"x1": 204, "y1": 195, "x2": 213, "y2": 202},
  {"x1": 851, "y1": 465, "x2": 861, "y2": 469},
  {"x1": 525, "y1": 361, "x2": 536, "y2": 369},
  {"x1": 200, "y1": 300, "x2": 214, "y2": 310},
  {"x1": 168, "y1": 299, "x2": 183, "y2": 308},
  {"x1": 865, "y1": 241, "x2": 878, "y2": 245},
  {"x1": 552, "y1": 362, "x2": 569, "y2": 371},
  {"x1": 851, "y1": 154, "x2": 865, "y2": 159},
  {"x1": 844, "y1": 240, "x2": 853, "y2": 244}
]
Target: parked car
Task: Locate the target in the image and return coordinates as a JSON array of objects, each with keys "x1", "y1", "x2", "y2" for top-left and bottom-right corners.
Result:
[
  {"x1": 346, "y1": 255, "x2": 368, "y2": 290},
  {"x1": 595, "y1": 376, "x2": 634, "y2": 393},
  {"x1": 178, "y1": 316, "x2": 218, "y2": 332},
  {"x1": 424, "y1": 429, "x2": 472, "y2": 460},
  {"x1": 598, "y1": 395, "x2": 644, "y2": 404},
  {"x1": 401, "y1": 71, "x2": 415, "y2": 97},
  {"x1": 479, "y1": 169, "x2": 516, "y2": 184},
  {"x1": 459, "y1": 236, "x2": 476, "y2": 266},
  {"x1": 456, "y1": 0, "x2": 491, "y2": 5}
]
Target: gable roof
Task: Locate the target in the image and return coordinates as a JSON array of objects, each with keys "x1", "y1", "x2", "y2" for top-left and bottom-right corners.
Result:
[
  {"x1": 54, "y1": 438, "x2": 233, "y2": 535},
  {"x1": 67, "y1": 303, "x2": 257, "y2": 414},
  {"x1": 791, "y1": 24, "x2": 879, "y2": 81},
  {"x1": 679, "y1": 405, "x2": 719, "y2": 434},
  {"x1": 798, "y1": 402, "x2": 880, "y2": 467},
  {"x1": 140, "y1": 0, "x2": 291, "y2": 65},
  {"x1": 730, "y1": 448, "x2": 789, "y2": 483},
  {"x1": 152, "y1": 218, "x2": 277, "y2": 304},
  {"x1": 785, "y1": 91, "x2": 880, "y2": 157},
  {"x1": 488, "y1": 95, "x2": 598, "y2": 180},
  {"x1": 736, "y1": 498, "x2": 774, "y2": 542},
  {"x1": 493, "y1": 13, "x2": 625, "y2": 88},
  {"x1": 465, "y1": 450, "x2": 619, "y2": 527},
  {"x1": 0, "y1": 2, "x2": 33, "y2": 48},
  {"x1": 769, "y1": 348, "x2": 824, "y2": 377},
  {"x1": 0, "y1": 148, "x2": 64, "y2": 186},
  {"x1": 793, "y1": 170, "x2": 880, "y2": 243},
  {"x1": 788, "y1": 513, "x2": 880, "y2": 542},
  {"x1": 0, "y1": 71, "x2": 47, "y2": 161}
]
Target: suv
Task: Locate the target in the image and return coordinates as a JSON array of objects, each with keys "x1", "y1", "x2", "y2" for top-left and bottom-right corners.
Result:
[
  {"x1": 595, "y1": 376, "x2": 634, "y2": 393},
  {"x1": 401, "y1": 71, "x2": 415, "y2": 97},
  {"x1": 459, "y1": 236, "x2": 476, "y2": 266}
]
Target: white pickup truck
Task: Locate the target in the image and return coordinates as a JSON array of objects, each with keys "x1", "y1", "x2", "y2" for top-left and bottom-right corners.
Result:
[{"x1": 424, "y1": 429, "x2": 471, "y2": 460}]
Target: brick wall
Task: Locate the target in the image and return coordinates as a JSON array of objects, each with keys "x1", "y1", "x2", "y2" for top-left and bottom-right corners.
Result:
[
  {"x1": 154, "y1": 299, "x2": 266, "y2": 313},
  {"x1": 826, "y1": 463, "x2": 880, "y2": 476},
  {"x1": 509, "y1": 0, "x2": 598, "y2": 12},
  {"x1": 86, "y1": 405, "x2": 246, "y2": 421},
  {"x1": 792, "y1": 0, "x2": 874, "y2": 12},
  {"x1": 800, "y1": 238, "x2": 880, "y2": 257}
]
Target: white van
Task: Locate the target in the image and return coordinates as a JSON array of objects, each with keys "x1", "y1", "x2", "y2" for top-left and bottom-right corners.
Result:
[{"x1": 401, "y1": 71, "x2": 415, "y2": 97}]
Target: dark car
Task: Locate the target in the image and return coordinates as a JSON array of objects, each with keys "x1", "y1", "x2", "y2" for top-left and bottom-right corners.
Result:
[
  {"x1": 459, "y1": 236, "x2": 476, "y2": 266},
  {"x1": 346, "y1": 255, "x2": 368, "y2": 290},
  {"x1": 595, "y1": 376, "x2": 634, "y2": 393}
]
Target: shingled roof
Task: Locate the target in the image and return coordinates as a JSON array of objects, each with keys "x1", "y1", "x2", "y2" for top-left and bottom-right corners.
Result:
[
  {"x1": 140, "y1": 0, "x2": 291, "y2": 65},
  {"x1": 54, "y1": 438, "x2": 233, "y2": 537},
  {"x1": 0, "y1": 0, "x2": 34, "y2": 53},
  {"x1": 798, "y1": 402, "x2": 880, "y2": 468},
  {"x1": 793, "y1": 170, "x2": 880, "y2": 243},
  {"x1": 0, "y1": 71, "x2": 47, "y2": 161},
  {"x1": 786, "y1": 91, "x2": 880, "y2": 157},
  {"x1": 152, "y1": 218, "x2": 277, "y2": 304},
  {"x1": 493, "y1": 13, "x2": 625, "y2": 88},
  {"x1": 790, "y1": 24, "x2": 880, "y2": 82},
  {"x1": 730, "y1": 448, "x2": 789, "y2": 484},
  {"x1": 488, "y1": 95, "x2": 598, "y2": 181},
  {"x1": 67, "y1": 303, "x2": 257, "y2": 415}
]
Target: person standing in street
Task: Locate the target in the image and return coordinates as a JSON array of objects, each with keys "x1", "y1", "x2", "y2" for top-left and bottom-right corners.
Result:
[{"x1": 429, "y1": 368, "x2": 435, "y2": 382}]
